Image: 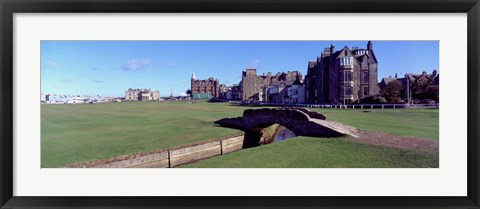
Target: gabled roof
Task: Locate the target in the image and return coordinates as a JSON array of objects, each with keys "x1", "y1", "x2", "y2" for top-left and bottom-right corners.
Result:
[
  {"x1": 270, "y1": 80, "x2": 293, "y2": 87},
  {"x1": 333, "y1": 46, "x2": 366, "y2": 66},
  {"x1": 405, "y1": 73, "x2": 416, "y2": 82},
  {"x1": 334, "y1": 46, "x2": 355, "y2": 59},
  {"x1": 355, "y1": 53, "x2": 369, "y2": 63},
  {"x1": 292, "y1": 77, "x2": 303, "y2": 86},
  {"x1": 381, "y1": 77, "x2": 396, "y2": 84}
]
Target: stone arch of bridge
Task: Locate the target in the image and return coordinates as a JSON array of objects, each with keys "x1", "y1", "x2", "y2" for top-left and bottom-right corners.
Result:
[
  {"x1": 215, "y1": 108, "x2": 355, "y2": 148},
  {"x1": 242, "y1": 120, "x2": 300, "y2": 148}
]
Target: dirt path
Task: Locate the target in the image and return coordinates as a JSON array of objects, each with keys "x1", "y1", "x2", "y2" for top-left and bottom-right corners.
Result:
[{"x1": 350, "y1": 130, "x2": 439, "y2": 155}]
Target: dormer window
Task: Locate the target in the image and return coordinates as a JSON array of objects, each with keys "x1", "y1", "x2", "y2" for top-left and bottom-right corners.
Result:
[{"x1": 356, "y1": 50, "x2": 369, "y2": 56}]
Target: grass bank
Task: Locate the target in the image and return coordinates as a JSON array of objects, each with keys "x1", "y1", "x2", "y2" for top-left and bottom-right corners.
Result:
[
  {"x1": 181, "y1": 136, "x2": 439, "y2": 168},
  {"x1": 307, "y1": 108, "x2": 439, "y2": 139}
]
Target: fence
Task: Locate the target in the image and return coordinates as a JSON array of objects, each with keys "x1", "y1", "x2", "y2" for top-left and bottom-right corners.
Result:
[{"x1": 258, "y1": 103, "x2": 439, "y2": 109}]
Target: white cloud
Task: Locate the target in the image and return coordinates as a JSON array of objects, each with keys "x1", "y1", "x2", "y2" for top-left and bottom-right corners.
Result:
[
  {"x1": 44, "y1": 61, "x2": 58, "y2": 68},
  {"x1": 60, "y1": 79, "x2": 73, "y2": 83},
  {"x1": 247, "y1": 59, "x2": 261, "y2": 68},
  {"x1": 121, "y1": 59, "x2": 152, "y2": 71}
]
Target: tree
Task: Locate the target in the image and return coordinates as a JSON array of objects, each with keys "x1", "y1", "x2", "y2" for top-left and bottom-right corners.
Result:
[
  {"x1": 186, "y1": 89, "x2": 192, "y2": 96},
  {"x1": 384, "y1": 80, "x2": 404, "y2": 103},
  {"x1": 424, "y1": 85, "x2": 439, "y2": 102},
  {"x1": 412, "y1": 76, "x2": 431, "y2": 99}
]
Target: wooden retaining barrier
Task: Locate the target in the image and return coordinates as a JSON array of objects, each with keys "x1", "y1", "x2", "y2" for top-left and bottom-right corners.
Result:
[{"x1": 96, "y1": 135, "x2": 245, "y2": 168}]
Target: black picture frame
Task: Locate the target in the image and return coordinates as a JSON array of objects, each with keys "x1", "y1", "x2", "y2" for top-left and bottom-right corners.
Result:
[{"x1": 1, "y1": 0, "x2": 479, "y2": 208}]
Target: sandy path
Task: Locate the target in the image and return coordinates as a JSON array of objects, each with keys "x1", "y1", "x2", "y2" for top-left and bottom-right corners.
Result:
[{"x1": 350, "y1": 130, "x2": 439, "y2": 155}]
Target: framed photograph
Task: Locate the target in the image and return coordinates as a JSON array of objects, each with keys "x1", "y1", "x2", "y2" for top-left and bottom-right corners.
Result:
[{"x1": 1, "y1": 0, "x2": 479, "y2": 208}]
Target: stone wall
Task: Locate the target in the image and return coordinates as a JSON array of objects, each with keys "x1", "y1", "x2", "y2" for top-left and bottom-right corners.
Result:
[{"x1": 216, "y1": 108, "x2": 351, "y2": 138}]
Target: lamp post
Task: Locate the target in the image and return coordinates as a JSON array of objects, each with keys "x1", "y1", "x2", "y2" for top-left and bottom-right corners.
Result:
[{"x1": 405, "y1": 74, "x2": 410, "y2": 107}]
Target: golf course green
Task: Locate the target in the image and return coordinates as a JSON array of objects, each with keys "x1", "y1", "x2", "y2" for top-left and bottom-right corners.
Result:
[{"x1": 41, "y1": 101, "x2": 438, "y2": 168}]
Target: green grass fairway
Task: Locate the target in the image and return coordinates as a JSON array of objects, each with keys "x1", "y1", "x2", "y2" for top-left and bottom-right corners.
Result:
[
  {"x1": 310, "y1": 108, "x2": 439, "y2": 139},
  {"x1": 42, "y1": 102, "x2": 438, "y2": 168},
  {"x1": 181, "y1": 137, "x2": 439, "y2": 168},
  {"x1": 41, "y1": 101, "x2": 250, "y2": 167}
]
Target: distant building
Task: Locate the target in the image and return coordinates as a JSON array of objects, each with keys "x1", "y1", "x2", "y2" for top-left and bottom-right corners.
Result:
[
  {"x1": 219, "y1": 84, "x2": 229, "y2": 99},
  {"x1": 305, "y1": 41, "x2": 379, "y2": 105},
  {"x1": 265, "y1": 81, "x2": 290, "y2": 103},
  {"x1": 287, "y1": 78, "x2": 305, "y2": 104},
  {"x1": 104, "y1": 96, "x2": 113, "y2": 102},
  {"x1": 65, "y1": 97, "x2": 88, "y2": 104},
  {"x1": 240, "y1": 69, "x2": 302, "y2": 102},
  {"x1": 190, "y1": 73, "x2": 220, "y2": 99},
  {"x1": 230, "y1": 84, "x2": 242, "y2": 100},
  {"x1": 124, "y1": 88, "x2": 160, "y2": 101}
]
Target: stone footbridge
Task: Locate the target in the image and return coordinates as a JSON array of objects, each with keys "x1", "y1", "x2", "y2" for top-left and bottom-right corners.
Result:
[{"x1": 215, "y1": 108, "x2": 358, "y2": 139}]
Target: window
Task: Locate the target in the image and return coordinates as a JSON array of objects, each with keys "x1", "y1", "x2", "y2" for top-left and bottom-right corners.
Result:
[
  {"x1": 343, "y1": 86, "x2": 352, "y2": 96},
  {"x1": 363, "y1": 86, "x2": 369, "y2": 96},
  {"x1": 340, "y1": 57, "x2": 354, "y2": 66},
  {"x1": 362, "y1": 71, "x2": 369, "y2": 83},
  {"x1": 357, "y1": 50, "x2": 368, "y2": 55},
  {"x1": 345, "y1": 71, "x2": 352, "y2": 82}
]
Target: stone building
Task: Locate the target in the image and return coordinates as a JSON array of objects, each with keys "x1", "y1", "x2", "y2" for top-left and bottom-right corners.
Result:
[
  {"x1": 240, "y1": 69, "x2": 302, "y2": 101},
  {"x1": 305, "y1": 41, "x2": 379, "y2": 104},
  {"x1": 230, "y1": 84, "x2": 242, "y2": 100},
  {"x1": 287, "y1": 78, "x2": 306, "y2": 104},
  {"x1": 124, "y1": 88, "x2": 160, "y2": 101},
  {"x1": 218, "y1": 84, "x2": 229, "y2": 99},
  {"x1": 190, "y1": 73, "x2": 220, "y2": 98},
  {"x1": 265, "y1": 81, "x2": 290, "y2": 103}
]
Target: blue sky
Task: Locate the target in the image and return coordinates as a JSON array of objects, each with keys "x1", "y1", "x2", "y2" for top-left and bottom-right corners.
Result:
[{"x1": 41, "y1": 41, "x2": 438, "y2": 97}]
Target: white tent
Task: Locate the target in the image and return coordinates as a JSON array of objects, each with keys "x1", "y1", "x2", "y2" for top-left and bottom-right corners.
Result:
[{"x1": 65, "y1": 97, "x2": 88, "y2": 104}]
